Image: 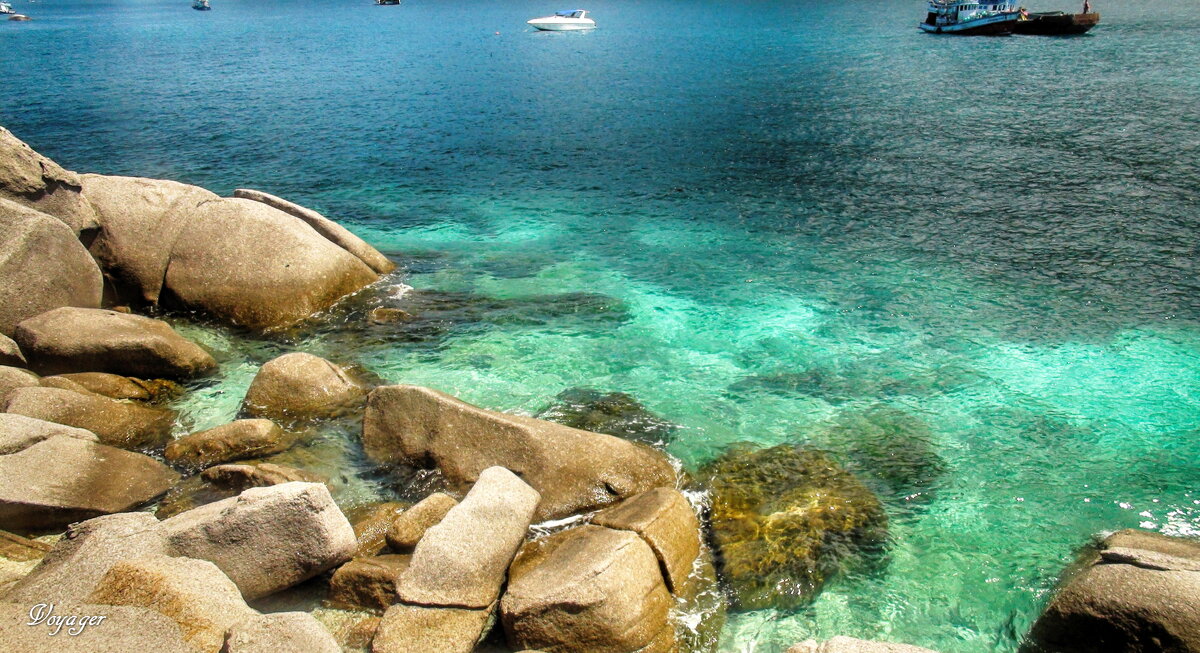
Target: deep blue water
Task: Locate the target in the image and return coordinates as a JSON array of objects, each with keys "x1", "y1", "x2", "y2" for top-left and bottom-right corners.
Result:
[{"x1": 3, "y1": 1, "x2": 1200, "y2": 651}]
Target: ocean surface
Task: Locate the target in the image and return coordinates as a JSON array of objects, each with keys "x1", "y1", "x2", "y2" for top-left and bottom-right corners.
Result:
[{"x1": 3, "y1": 0, "x2": 1199, "y2": 650}]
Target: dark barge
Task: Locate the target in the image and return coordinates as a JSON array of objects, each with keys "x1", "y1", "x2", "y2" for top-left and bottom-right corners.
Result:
[{"x1": 1014, "y1": 11, "x2": 1100, "y2": 35}]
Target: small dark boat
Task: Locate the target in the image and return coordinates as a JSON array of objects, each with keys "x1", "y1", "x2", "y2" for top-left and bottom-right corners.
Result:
[
  {"x1": 376, "y1": 0, "x2": 400, "y2": 5},
  {"x1": 1014, "y1": 11, "x2": 1099, "y2": 34}
]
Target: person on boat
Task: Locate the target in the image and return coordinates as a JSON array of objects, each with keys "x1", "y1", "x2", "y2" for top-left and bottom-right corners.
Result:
[{"x1": 1082, "y1": 0, "x2": 1091, "y2": 13}]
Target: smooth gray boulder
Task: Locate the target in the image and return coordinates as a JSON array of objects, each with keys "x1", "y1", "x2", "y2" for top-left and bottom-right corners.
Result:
[
  {"x1": 385, "y1": 492, "x2": 458, "y2": 553},
  {"x1": 0, "y1": 198, "x2": 103, "y2": 337},
  {"x1": 164, "y1": 419, "x2": 293, "y2": 469},
  {"x1": 0, "y1": 601, "x2": 194, "y2": 652},
  {"x1": 159, "y1": 481, "x2": 356, "y2": 599},
  {"x1": 0, "y1": 364, "x2": 39, "y2": 404},
  {"x1": 0, "y1": 126, "x2": 98, "y2": 234},
  {"x1": 14, "y1": 307, "x2": 217, "y2": 378},
  {"x1": 0, "y1": 412, "x2": 98, "y2": 455},
  {"x1": 242, "y1": 352, "x2": 367, "y2": 421},
  {"x1": 4, "y1": 385, "x2": 175, "y2": 449},
  {"x1": 787, "y1": 637, "x2": 941, "y2": 653},
  {"x1": 234, "y1": 188, "x2": 396, "y2": 274},
  {"x1": 0, "y1": 435, "x2": 178, "y2": 531},
  {"x1": 0, "y1": 333, "x2": 25, "y2": 366},
  {"x1": 224, "y1": 611, "x2": 341, "y2": 653},
  {"x1": 363, "y1": 385, "x2": 677, "y2": 521}
]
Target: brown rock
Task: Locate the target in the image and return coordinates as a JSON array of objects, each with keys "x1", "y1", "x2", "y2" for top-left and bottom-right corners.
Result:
[
  {"x1": 89, "y1": 554, "x2": 257, "y2": 653},
  {"x1": 0, "y1": 435, "x2": 178, "y2": 531},
  {"x1": 397, "y1": 466, "x2": 540, "y2": 610},
  {"x1": 328, "y1": 554, "x2": 412, "y2": 612},
  {"x1": 350, "y1": 501, "x2": 410, "y2": 558},
  {"x1": 234, "y1": 188, "x2": 396, "y2": 274},
  {"x1": 14, "y1": 307, "x2": 217, "y2": 378},
  {"x1": 224, "y1": 611, "x2": 341, "y2": 653},
  {"x1": 592, "y1": 487, "x2": 701, "y2": 595},
  {"x1": 0, "y1": 601, "x2": 194, "y2": 652},
  {"x1": 384, "y1": 492, "x2": 457, "y2": 553},
  {"x1": 363, "y1": 385, "x2": 677, "y2": 521},
  {"x1": 0, "y1": 126, "x2": 98, "y2": 234},
  {"x1": 787, "y1": 638, "x2": 941, "y2": 653},
  {"x1": 46, "y1": 372, "x2": 181, "y2": 402},
  {"x1": 201, "y1": 462, "x2": 326, "y2": 490},
  {"x1": 4, "y1": 385, "x2": 175, "y2": 449},
  {"x1": 164, "y1": 419, "x2": 293, "y2": 469},
  {"x1": 243, "y1": 352, "x2": 368, "y2": 421},
  {"x1": 0, "y1": 333, "x2": 25, "y2": 366},
  {"x1": 0, "y1": 412, "x2": 98, "y2": 455},
  {"x1": 0, "y1": 364, "x2": 39, "y2": 404},
  {"x1": 372, "y1": 603, "x2": 493, "y2": 653},
  {"x1": 0, "y1": 198, "x2": 103, "y2": 336},
  {"x1": 159, "y1": 482, "x2": 357, "y2": 599},
  {"x1": 501, "y1": 524, "x2": 674, "y2": 653},
  {"x1": 369, "y1": 307, "x2": 412, "y2": 324},
  {"x1": 0, "y1": 528, "x2": 52, "y2": 561}
]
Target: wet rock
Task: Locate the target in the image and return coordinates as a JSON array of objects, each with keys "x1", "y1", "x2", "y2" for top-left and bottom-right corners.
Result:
[
  {"x1": 6, "y1": 512, "x2": 168, "y2": 603},
  {"x1": 501, "y1": 524, "x2": 674, "y2": 653},
  {"x1": 234, "y1": 188, "x2": 396, "y2": 275},
  {"x1": 369, "y1": 307, "x2": 413, "y2": 324},
  {"x1": 0, "y1": 198, "x2": 102, "y2": 337},
  {"x1": 89, "y1": 554, "x2": 257, "y2": 653},
  {"x1": 349, "y1": 501, "x2": 410, "y2": 558},
  {"x1": 44, "y1": 372, "x2": 181, "y2": 402},
  {"x1": 0, "y1": 435, "x2": 178, "y2": 531},
  {"x1": 0, "y1": 364, "x2": 39, "y2": 403},
  {"x1": 0, "y1": 528, "x2": 52, "y2": 561},
  {"x1": 0, "y1": 601, "x2": 194, "y2": 652},
  {"x1": 201, "y1": 461, "x2": 326, "y2": 490},
  {"x1": 0, "y1": 333, "x2": 25, "y2": 367},
  {"x1": 328, "y1": 554, "x2": 412, "y2": 612},
  {"x1": 14, "y1": 307, "x2": 217, "y2": 378},
  {"x1": 4, "y1": 385, "x2": 175, "y2": 449},
  {"x1": 0, "y1": 412, "x2": 98, "y2": 455},
  {"x1": 591, "y1": 487, "x2": 701, "y2": 595},
  {"x1": 242, "y1": 352, "x2": 368, "y2": 421},
  {"x1": 702, "y1": 444, "x2": 888, "y2": 610},
  {"x1": 397, "y1": 467, "x2": 539, "y2": 610},
  {"x1": 676, "y1": 550, "x2": 727, "y2": 653},
  {"x1": 159, "y1": 481, "x2": 357, "y2": 599},
  {"x1": 373, "y1": 603, "x2": 493, "y2": 653},
  {"x1": 535, "y1": 387, "x2": 677, "y2": 446},
  {"x1": 154, "y1": 474, "x2": 237, "y2": 519},
  {"x1": 224, "y1": 611, "x2": 342, "y2": 653},
  {"x1": 363, "y1": 385, "x2": 676, "y2": 521},
  {"x1": 0, "y1": 126, "x2": 98, "y2": 234},
  {"x1": 164, "y1": 419, "x2": 294, "y2": 469},
  {"x1": 385, "y1": 492, "x2": 457, "y2": 553},
  {"x1": 1024, "y1": 529, "x2": 1200, "y2": 653},
  {"x1": 788, "y1": 637, "x2": 941, "y2": 653}
]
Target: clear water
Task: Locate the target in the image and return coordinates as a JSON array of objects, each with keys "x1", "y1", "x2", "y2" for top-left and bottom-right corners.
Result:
[{"x1": 4, "y1": 0, "x2": 1200, "y2": 650}]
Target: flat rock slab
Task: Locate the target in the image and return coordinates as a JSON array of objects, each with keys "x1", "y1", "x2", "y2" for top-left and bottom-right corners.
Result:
[
  {"x1": 787, "y1": 637, "x2": 942, "y2": 653},
  {"x1": 14, "y1": 307, "x2": 216, "y2": 378},
  {"x1": 164, "y1": 419, "x2": 293, "y2": 469},
  {"x1": 501, "y1": 524, "x2": 674, "y2": 653},
  {"x1": 0, "y1": 435, "x2": 178, "y2": 531},
  {"x1": 0, "y1": 412, "x2": 98, "y2": 455},
  {"x1": 373, "y1": 603, "x2": 493, "y2": 653},
  {"x1": 363, "y1": 385, "x2": 677, "y2": 521},
  {"x1": 243, "y1": 352, "x2": 368, "y2": 422},
  {"x1": 4, "y1": 385, "x2": 175, "y2": 449},
  {"x1": 159, "y1": 481, "x2": 356, "y2": 599},
  {"x1": 397, "y1": 466, "x2": 540, "y2": 609},
  {"x1": 385, "y1": 492, "x2": 458, "y2": 553},
  {"x1": 592, "y1": 487, "x2": 701, "y2": 595},
  {"x1": 224, "y1": 611, "x2": 341, "y2": 653},
  {"x1": 0, "y1": 601, "x2": 194, "y2": 652},
  {"x1": 328, "y1": 554, "x2": 412, "y2": 612}
]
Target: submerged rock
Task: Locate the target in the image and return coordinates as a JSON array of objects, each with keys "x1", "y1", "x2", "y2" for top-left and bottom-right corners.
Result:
[
  {"x1": 349, "y1": 501, "x2": 411, "y2": 558},
  {"x1": 242, "y1": 352, "x2": 368, "y2": 421},
  {"x1": 363, "y1": 385, "x2": 676, "y2": 521},
  {"x1": 4, "y1": 385, "x2": 175, "y2": 449},
  {"x1": 164, "y1": 419, "x2": 294, "y2": 469},
  {"x1": 788, "y1": 637, "x2": 941, "y2": 653},
  {"x1": 535, "y1": 387, "x2": 678, "y2": 446},
  {"x1": 702, "y1": 444, "x2": 888, "y2": 610}
]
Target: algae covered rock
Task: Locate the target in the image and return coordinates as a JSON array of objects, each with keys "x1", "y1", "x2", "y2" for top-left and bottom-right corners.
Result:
[
  {"x1": 535, "y1": 387, "x2": 678, "y2": 446},
  {"x1": 702, "y1": 444, "x2": 888, "y2": 610}
]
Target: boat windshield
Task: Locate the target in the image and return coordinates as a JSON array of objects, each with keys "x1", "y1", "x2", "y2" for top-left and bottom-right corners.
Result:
[{"x1": 554, "y1": 10, "x2": 585, "y2": 17}]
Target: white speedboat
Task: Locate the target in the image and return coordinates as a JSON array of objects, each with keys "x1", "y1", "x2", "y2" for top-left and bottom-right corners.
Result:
[
  {"x1": 0, "y1": 2, "x2": 15, "y2": 15},
  {"x1": 527, "y1": 9, "x2": 595, "y2": 31}
]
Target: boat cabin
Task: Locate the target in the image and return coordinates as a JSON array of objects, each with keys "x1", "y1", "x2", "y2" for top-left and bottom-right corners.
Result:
[
  {"x1": 925, "y1": 0, "x2": 1017, "y2": 26},
  {"x1": 554, "y1": 10, "x2": 588, "y2": 19}
]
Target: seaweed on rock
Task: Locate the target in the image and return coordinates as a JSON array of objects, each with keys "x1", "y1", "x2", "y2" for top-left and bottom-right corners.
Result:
[{"x1": 535, "y1": 387, "x2": 678, "y2": 446}]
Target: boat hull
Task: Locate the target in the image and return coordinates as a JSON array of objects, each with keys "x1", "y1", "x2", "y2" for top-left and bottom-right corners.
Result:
[
  {"x1": 528, "y1": 22, "x2": 596, "y2": 31},
  {"x1": 1013, "y1": 12, "x2": 1099, "y2": 35},
  {"x1": 919, "y1": 13, "x2": 1019, "y2": 35}
]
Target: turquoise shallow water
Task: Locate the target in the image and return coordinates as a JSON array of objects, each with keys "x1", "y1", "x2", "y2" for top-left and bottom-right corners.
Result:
[{"x1": 4, "y1": 0, "x2": 1200, "y2": 650}]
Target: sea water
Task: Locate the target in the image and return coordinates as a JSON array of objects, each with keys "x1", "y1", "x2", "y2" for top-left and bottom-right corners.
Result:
[{"x1": 3, "y1": 0, "x2": 1199, "y2": 650}]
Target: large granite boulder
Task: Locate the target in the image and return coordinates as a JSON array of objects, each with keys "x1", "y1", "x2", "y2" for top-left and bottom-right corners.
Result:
[
  {"x1": 0, "y1": 198, "x2": 102, "y2": 337},
  {"x1": 397, "y1": 466, "x2": 540, "y2": 610},
  {"x1": 363, "y1": 385, "x2": 677, "y2": 521},
  {"x1": 385, "y1": 492, "x2": 458, "y2": 553},
  {"x1": 536, "y1": 387, "x2": 678, "y2": 446},
  {"x1": 1024, "y1": 529, "x2": 1200, "y2": 653},
  {"x1": 234, "y1": 188, "x2": 396, "y2": 274},
  {"x1": 328, "y1": 554, "x2": 412, "y2": 612},
  {"x1": 0, "y1": 412, "x2": 98, "y2": 455},
  {"x1": 14, "y1": 307, "x2": 216, "y2": 378},
  {"x1": 4, "y1": 385, "x2": 175, "y2": 449},
  {"x1": 592, "y1": 487, "x2": 701, "y2": 595},
  {"x1": 501, "y1": 524, "x2": 675, "y2": 653},
  {"x1": 788, "y1": 637, "x2": 941, "y2": 653},
  {"x1": 0, "y1": 126, "x2": 97, "y2": 234},
  {"x1": 702, "y1": 444, "x2": 888, "y2": 610},
  {"x1": 89, "y1": 554, "x2": 258, "y2": 653},
  {"x1": 373, "y1": 603, "x2": 494, "y2": 653},
  {"x1": 159, "y1": 481, "x2": 356, "y2": 599},
  {"x1": 242, "y1": 352, "x2": 368, "y2": 421},
  {"x1": 164, "y1": 419, "x2": 294, "y2": 469},
  {"x1": 0, "y1": 364, "x2": 39, "y2": 404},
  {"x1": 0, "y1": 435, "x2": 178, "y2": 531},
  {"x1": 224, "y1": 611, "x2": 342, "y2": 653},
  {"x1": 0, "y1": 333, "x2": 25, "y2": 367},
  {"x1": 0, "y1": 601, "x2": 194, "y2": 652}
]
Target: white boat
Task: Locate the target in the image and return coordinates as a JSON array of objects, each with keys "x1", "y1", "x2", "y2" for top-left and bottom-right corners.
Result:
[
  {"x1": 919, "y1": 0, "x2": 1021, "y2": 34},
  {"x1": 527, "y1": 9, "x2": 596, "y2": 31},
  {"x1": 0, "y1": 2, "x2": 15, "y2": 15}
]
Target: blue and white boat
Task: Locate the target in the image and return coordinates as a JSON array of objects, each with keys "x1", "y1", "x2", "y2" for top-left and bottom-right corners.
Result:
[
  {"x1": 920, "y1": 0, "x2": 1021, "y2": 34},
  {"x1": 527, "y1": 10, "x2": 596, "y2": 31}
]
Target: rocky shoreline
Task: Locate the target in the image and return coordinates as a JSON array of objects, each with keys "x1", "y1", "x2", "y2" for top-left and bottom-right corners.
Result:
[{"x1": 2, "y1": 126, "x2": 1198, "y2": 652}]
